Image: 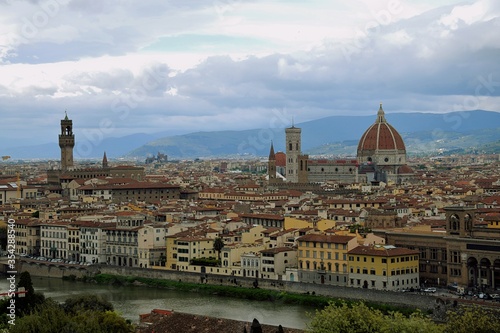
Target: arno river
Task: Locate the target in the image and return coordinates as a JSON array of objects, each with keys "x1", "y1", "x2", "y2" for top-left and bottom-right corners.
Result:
[{"x1": 1, "y1": 276, "x2": 312, "y2": 329}]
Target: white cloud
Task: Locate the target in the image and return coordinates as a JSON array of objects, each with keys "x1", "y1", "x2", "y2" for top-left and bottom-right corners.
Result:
[{"x1": 0, "y1": 0, "x2": 498, "y2": 151}]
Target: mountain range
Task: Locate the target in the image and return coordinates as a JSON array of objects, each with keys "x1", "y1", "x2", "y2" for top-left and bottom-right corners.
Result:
[{"x1": 3, "y1": 110, "x2": 500, "y2": 160}]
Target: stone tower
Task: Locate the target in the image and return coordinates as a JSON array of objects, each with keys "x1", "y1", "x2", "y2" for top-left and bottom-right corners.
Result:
[
  {"x1": 268, "y1": 142, "x2": 277, "y2": 184},
  {"x1": 102, "y1": 151, "x2": 108, "y2": 168},
  {"x1": 285, "y1": 125, "x2": 301, "y2": 183},
  {"x1": 59, "y1": 112, "x2": 75, "y2": 171}
]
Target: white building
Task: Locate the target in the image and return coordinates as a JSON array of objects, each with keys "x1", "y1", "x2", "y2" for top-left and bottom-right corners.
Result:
[{"x1": 40, "y1": 221, "x2": 69, "y2": 259}]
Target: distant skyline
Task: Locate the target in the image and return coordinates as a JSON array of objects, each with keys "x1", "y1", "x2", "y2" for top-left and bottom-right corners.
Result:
[{"x1": 0, "y1": 0, "x2": 499, "y2": 149}]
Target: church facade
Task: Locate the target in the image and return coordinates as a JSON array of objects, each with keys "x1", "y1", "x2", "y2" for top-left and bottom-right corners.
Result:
[{"x1": 268, "y1": 104, "x2": 414, "y2": 185}]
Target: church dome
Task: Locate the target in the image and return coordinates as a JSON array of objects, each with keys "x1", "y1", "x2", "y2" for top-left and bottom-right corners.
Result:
[{"x1": 357, "y1": 104, "x2": 405, "y2": 153}]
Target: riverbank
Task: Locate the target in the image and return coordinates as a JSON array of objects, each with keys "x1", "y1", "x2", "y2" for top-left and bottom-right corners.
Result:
[
  {"x1": 16, "y1": 260, "x2": 437, "y2": 314},
  {"x1": 86, "y1": 273, "x2": 424, "y2": 317},
  {"x1": 1, "y1": 276, "x2": 312, "y2": 329}
]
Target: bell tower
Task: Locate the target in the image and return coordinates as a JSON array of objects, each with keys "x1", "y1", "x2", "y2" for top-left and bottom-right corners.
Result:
[
  {"x1": 445, "y1": 206, "x2": 475, "y2": 237},
  {"x1": 285, "y1": 125, "x2": 301, "y2": 183},
  {"x1": 59, "y1": 111, "x2": 75, "y2": 171},
  {"x1": 268, "y1": 142, "x2": 276, "y2": 184}
]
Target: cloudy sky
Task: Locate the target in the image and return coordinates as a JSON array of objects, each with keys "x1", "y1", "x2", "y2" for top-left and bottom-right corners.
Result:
[{"x1": 0, "y1": 0, "x2": 499, "y2": 149}]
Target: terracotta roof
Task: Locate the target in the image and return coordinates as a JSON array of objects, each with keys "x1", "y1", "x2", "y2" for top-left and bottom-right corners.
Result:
[
  {"x1": 297, "y1": 234, "x2": 355, "y2": 244},
  {"x1": 357, "y1": 104, "x2": 405, "y2": 152},
  {"x1": 260, "y1": 247, "x2": 295, "y2": 254},
  {"x1": 348, "y1": 245, "x2": 419, "y2": 257},
  {"x1": 137, "y1": 311, "x2": 304, "y2": 333}
]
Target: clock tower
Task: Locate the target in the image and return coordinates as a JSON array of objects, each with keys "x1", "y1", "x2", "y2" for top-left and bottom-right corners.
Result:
[{"x1": 59, "y1": 112, "x2": 75, "y2": 171}]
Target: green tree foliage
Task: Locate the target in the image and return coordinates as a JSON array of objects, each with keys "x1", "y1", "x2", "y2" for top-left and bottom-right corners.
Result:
[
  {"x1": 307, "y1": 301, "x2": 444, "y2": 333},
  {"x1": 250, "y1": 318, "x2": 263, "y2": 333},
  {"x1": 444, "y1": 305, "x2": 500, "y2": 333},
  {"x1": 10, "y1": 298, "x2": 134, "y2": 333},
  {"x1": 382, "y1": 311, "x2": 443, "y2": 333},
  {"x1": 62, "y1": 294, "x2": 114, "y2": 314},
  {"x1": 213, "y1": 237, "x2": 225, "y2": 265},
  {"x1": 15, "y1": 271, "x2": 45, "y2": 316}
]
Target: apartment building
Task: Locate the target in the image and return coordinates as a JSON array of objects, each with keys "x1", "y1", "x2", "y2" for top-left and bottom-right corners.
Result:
[
  {"x1": 297, "y1": 234, "x2": 358, "y2": 286},
  {"x1": 40, "y1": 221, "x2": 69, "y2": 259},
  {"x1": 260, "y1": 247, "x2": 297, "y2": 280},
  {"x1": 79, "y1": 221, "x2": 109, "y2": 264},
  {"x1": 347, "y1": 245, "x2": 419, "y2": 291}
]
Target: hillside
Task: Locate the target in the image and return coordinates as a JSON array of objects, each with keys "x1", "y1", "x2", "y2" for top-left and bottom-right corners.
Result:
[
  {"x1": 3, "y1": 110, "x2": 499, "y2": 160},
  {"x1": 126, "y1": 110, "x2": 500, "y2": 159}
]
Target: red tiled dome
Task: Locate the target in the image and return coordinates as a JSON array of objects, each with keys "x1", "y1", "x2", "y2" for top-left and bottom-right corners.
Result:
[
  {"x1": 275, "y1": 152, "x2": 286, "y2": 167},
  {"x1": 357, "y1": 104, "x2": 405, "y2": 152}
]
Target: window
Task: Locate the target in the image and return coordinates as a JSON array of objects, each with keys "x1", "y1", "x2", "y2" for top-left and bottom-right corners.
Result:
[
  {"x1": 451, "y1": 251, "x2": 461, "y2": 263},
  {"x1": 420, "y1": 247, "x2": 427, "y2": 259},
  {"x1": 430, "y1": 248, "x2": 438, "y2": 260}
]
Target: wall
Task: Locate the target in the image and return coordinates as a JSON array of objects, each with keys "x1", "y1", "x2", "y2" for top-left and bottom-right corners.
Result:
[
  {"x1": 14, "y1": 261, "x2": 436, "y2": 311},
  {"x1": 16, "y1": 261, "x2": 91, "y2": 279},
  {"x1": 96, "y1": 265, "x2": 436, "y2": 311}
]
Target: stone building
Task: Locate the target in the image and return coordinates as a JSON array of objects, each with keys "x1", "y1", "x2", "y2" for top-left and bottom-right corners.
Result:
[
  {"x1": 375, "y1": 206, "x2": 500, "y2": 290},
  {"x1": 47, "y1": 113, "x2": 145, "y2": 189},
  {"x1": 268, "y1": 104, "x2": 415, "y2": 185}
]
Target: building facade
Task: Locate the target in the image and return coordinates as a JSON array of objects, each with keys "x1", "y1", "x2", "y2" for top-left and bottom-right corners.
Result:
[
  {"x1": 377, "y1": 206, "x2": 500, "y2": 290},
  {"x1": 297, "y1": 234, "x2": 358, "y2": 286},
  {"x1": 347, "y1": 245, "x2": 419, "y2": 291},
  {"x1": 268, "y1": 104, "x2": 415, "y2": 185}
]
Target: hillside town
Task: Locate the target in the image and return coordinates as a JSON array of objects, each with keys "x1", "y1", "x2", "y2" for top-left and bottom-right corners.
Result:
[{"x1": 2, "y1": 111, "x2": 500, "y2": 296}]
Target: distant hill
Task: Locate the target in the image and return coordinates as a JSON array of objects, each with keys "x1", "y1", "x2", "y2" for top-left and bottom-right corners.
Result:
[
  {"x1": 2, "y1": 132, "x2": 160, "y2": 160},
  {"x1": 4, "y1": 110, "x2": 500, "y2": 160},
  {"x1": 126, "y1": 110, "x2": 500, "y2": 159}
]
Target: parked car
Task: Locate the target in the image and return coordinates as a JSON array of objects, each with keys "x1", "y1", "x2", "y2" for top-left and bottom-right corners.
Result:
[{"x1": 424, "y1": 287, "x2": 437, "y2": 293}]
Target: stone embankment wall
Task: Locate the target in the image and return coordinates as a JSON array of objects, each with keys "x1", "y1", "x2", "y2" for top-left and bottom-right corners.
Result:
[
  {"x1": 96, "y1": 265, "x2": 437, "y2": 311},
  {"x1": 15, "y1": 261, "x2": 437, "y2": 311},
  {"x1": 17, "y1": 260, "x2": 91, "y2": 279}
]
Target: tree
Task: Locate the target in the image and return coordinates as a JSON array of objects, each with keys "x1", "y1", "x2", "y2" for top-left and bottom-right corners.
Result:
[
  {"x1": 444, "y1": 305, "x2": 500, "y2": 333},
  {"x1": 250, "y1": 318, "x2": 262, "y2": 333},
  {"x1": 307, "y1": 301, "x2": 443, "y2": 333},
  {"x1": 308, "y1": 301, "x2": 385, "y2": 333},
  {"x1": 10, "y1": 298, "x2": 134, "y2": 333},
  {"x1": 213, "y1": 237, "x2": 225, "y2": 266},
  {"x1": 63, "y1": 294, "x2": 114, "y2": 314},
  {"x1": 15, "y1": 271, "x2": 45, "y2": 316}
]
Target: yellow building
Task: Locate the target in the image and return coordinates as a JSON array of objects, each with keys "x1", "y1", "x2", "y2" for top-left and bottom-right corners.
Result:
[
  {"x1": 284, "y1": 216, "x2": 313, "y2": 230},
  {"x1": 165, "y1": 234, "x2": 215, "y2": 271},
  {"x1": 240, "y1": 225, "x2": 265, "y2": 244},
  {"x1": 297, "y1": 234, "x2": 358, "y2": 286},
  {"x1": 347, "y1": 245, "x2": 419, "y2": 291}
]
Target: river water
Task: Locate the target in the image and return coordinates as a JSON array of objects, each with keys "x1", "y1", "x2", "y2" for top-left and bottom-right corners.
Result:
[{"x1": 0, "y1": 276, "x2": 312, "y2": 329}]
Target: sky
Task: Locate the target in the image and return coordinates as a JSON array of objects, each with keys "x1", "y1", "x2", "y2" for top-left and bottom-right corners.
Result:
[{"x1": 0, "y1": 0, "x2": 499, "y2": 149}]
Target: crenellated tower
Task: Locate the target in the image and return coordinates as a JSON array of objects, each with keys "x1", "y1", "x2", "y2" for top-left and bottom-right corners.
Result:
[{"x1": 59, "y1": 111, "x2": 75, "y2": 171}]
